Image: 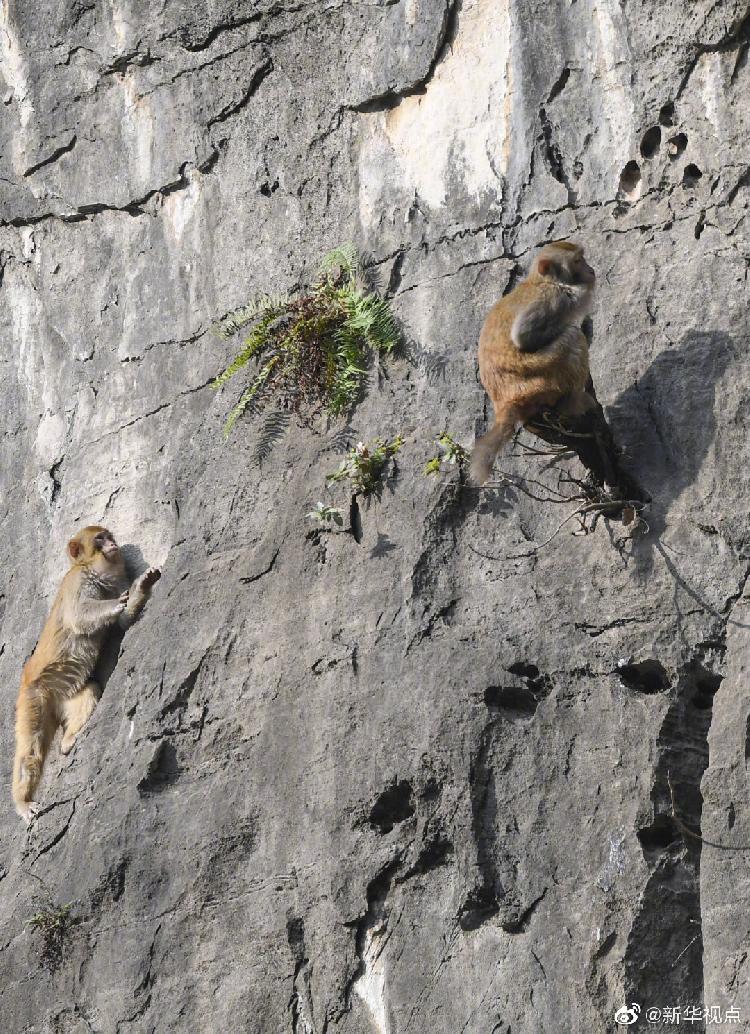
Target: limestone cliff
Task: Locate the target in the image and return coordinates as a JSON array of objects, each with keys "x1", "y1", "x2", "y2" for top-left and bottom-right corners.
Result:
[{"x1": 1, "y1": 1, "x2": 750, "y2": 1031}]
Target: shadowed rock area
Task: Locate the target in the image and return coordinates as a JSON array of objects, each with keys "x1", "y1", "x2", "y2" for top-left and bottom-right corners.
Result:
[{"x1": 1, "y1": 1, "x2": 750, "y2": 1031}]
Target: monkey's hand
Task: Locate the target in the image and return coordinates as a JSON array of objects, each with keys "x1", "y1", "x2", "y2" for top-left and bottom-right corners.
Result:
[
  {"x1": 107, "y1": 592, "x2": 129, "y2": 621},
  {"x1": 135, "y1": 567, "x2": 161, "y2": 595},
  {"x1": 71, "y1": 595, "x2": 128, "y2": 633},
  {"x1": 118, "y1": 569, "x2": 160, "y2": 630}
]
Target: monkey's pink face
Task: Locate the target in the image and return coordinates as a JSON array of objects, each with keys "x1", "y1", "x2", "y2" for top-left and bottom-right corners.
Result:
[{"x1": 94, "y1": 530, "x2": 120, "y2": 560}]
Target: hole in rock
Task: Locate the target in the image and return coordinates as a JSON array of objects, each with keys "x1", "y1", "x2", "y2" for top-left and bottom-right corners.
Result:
[
  {"x1": 618, "y1": 161, "x2": 642, "y2": 200},
  {"x1": 507, "y1": 661, "x2": 552, "y2": 696},
  {"x1": 507, "y1": 661, "x2": 539, "y2": 679},
  {"x1": 637, "y1": 815, "x2": 680, "y2": 854},
  {"x1": 659, "y1": 102, "x2": 675, "y2": 126},
  {"x1": 458, "y1": 888, "x2": 498, "y2": 932},
  {"x1": 640, "y1": 126, "x2": 661, "y2": 158},
  {"x1": 484, "y1": 685, "x2": 537, "y2": 718},
  {"x1": 137, "y1": 741, "x2": 181, "y2": 794},
  {"x1": 286, "y1": 916, "x2": 304, "y2": 951},
  {"x1": 350, "y1": 496, "x2": 363, "y2": 543},
  {"x1": 683, "y1": 164, "x2": 703, "y2": 188},
  {"x1": 617, "y1": 659, "x2": 670, "y2": 694},
  {"x1": 369, "y1": 780, "x2": 415, "y2": 833},
  {"x1": 668, "y1": 133, "x2": 688, "y2": 159}
]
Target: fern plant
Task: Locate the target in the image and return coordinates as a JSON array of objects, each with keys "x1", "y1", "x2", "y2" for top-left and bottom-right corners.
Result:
[{"x1": 215, "y1": 245, "x2": 399, "y2": 435}]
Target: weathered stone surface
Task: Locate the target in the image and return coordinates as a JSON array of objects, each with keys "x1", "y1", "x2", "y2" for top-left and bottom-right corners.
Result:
[{"x1": 1, "y1": 1, "x2": 749, "y2": 1031}]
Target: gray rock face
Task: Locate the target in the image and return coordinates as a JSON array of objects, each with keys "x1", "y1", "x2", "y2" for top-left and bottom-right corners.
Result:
[{"x1": 1, "y1": 1, "x2": 749, "y2": 1031}]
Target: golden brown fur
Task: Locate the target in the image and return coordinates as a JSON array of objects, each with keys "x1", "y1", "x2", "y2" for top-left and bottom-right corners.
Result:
[
  {"x1": 12, "y1": 526, "x2": 160, "y2": 822},
  {"x1": 471, "y1": 241, "x2": 596, "y2": 485}
]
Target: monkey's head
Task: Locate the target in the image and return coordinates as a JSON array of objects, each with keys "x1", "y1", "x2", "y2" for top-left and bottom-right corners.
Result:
[
  {"x1": 68, "y1": 526, "x2": 123, "y2": 569},
  {"x1": 535, "y1": 241, "x2": 595, "y2": 288}
]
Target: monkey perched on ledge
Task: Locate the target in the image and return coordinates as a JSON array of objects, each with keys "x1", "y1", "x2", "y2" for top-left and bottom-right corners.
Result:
[
  {"x1": 12, "y1": 526, "x2": 160, "y2": 823},
  {"x1": 471, "y1": 240, "x2": 596, "y2": 485}
]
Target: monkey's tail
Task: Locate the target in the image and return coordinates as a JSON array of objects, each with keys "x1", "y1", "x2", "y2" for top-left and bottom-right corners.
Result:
[{"x1": 470, "y1": 416, "x2": 516, "y2": 486}]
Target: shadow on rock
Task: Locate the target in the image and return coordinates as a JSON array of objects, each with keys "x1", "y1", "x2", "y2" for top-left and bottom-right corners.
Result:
[
  {"x1": 608, "y1": 329, "x2": 736, "y2": 581},
  {"x1": 95, "y1": 543, "x2": 157, "y2": 693}
]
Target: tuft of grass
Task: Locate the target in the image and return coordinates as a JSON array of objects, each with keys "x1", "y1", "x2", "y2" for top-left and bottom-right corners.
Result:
[
  {"x1": 28, "y1": 903, "x2": 74, "y2": 972},
  {"x1": 215, "y1": 245, "x2": 399, "y2": 436}
]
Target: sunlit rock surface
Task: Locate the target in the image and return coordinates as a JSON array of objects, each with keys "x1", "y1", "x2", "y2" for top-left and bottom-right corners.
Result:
[{"x1": 1, "y1": 1, "x2": 750, "y2": 1031}]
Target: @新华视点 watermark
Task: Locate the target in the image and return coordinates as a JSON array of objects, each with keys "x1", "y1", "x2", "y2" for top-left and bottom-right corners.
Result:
[{"x1": 615, "y1": 1003, "x2": 742, "y2": 1025}]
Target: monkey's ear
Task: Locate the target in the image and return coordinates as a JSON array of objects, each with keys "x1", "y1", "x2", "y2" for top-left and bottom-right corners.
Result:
[
  {"x1": 67, "y1": 540, "x2": 81, "y2": 560},
  {"x1": 537, "y1": 257, "x2": 557, "y2": 277}
]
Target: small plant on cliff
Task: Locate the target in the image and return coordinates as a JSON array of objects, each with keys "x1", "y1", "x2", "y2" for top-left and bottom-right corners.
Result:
[
  {"x1": 28, "y1": 902, "x2": 75, "y2": 972},
  {"x1": 423, "y1": 432, "x2": 470, "y2": 476},
  {"x1": 215, "y1": 245, "x2": 399, "y2": 435},
  {"x1": 326, "y1": 436, "x2": 404, "y2": 496},
  {"x1": 307, "y1": 502, "x2": 344, "y2": 526}
]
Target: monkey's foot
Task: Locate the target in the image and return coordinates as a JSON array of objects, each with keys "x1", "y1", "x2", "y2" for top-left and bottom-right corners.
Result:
[
  {"x1": 16, "y1": 800, "x2": 40, "y2": 824},
  {"x1": 60, "y1": 734, "x2": 76, "y2": 755},
  {"x1": 555, "y1": 390, "x2": 597, "y2": 419}
]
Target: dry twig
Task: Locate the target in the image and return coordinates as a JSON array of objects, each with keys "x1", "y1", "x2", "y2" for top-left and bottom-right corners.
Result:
[{"x1": 667, "y1": 771, "x2": 750, "y2": 852}]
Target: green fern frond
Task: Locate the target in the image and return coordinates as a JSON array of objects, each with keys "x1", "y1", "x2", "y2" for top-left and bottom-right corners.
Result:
[
  {"x1": 213, "y1": 246, "x2": 400, "y2": 433},
  {"x1": 318, "y1": 243, "x2": 360, "y2": 285},
  {"x1": 343, "y1": 293, "x2": 398, "y2": 354},
  {"x1": 213, "y1": 329, "x2": 268, "y2": 388},
  {"x1": 223, "y1": 355, "x2": 280, "y2": 436},
  {"x1": 215, "y1": 294, "x2": 289, "y2": 339}
]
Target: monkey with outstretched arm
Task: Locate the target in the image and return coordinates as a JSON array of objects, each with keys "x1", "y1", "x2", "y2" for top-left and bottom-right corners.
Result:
[
  {"x1": 470, "y1": 240, "x2": 596, "y2": 485},
  {"x1": 12, "y1": 526, "x2": 160, "y2": 823}
]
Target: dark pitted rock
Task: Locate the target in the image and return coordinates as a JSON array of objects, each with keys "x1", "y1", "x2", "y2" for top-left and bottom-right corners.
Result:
[{"x1": 1, "y1": 0, "x2": 750, "y2": 1030}]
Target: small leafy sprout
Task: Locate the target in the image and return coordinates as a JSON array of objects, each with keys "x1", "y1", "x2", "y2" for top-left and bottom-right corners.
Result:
[
  {"x1": 214, "y1": 245, "x2": 400, "y2": 436},
  {"x1": 326, "y1": 436, "x2": 404, "y2": 496},
  {"x1": 423, "y1": 432, "x2": 470, "y2": 476},
  {"x1": 307, "y1": 502, "x2": 344, "y2": 526},
  {"x1": 28, "y1": 903, "x2": 74, "y2": 972}
]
